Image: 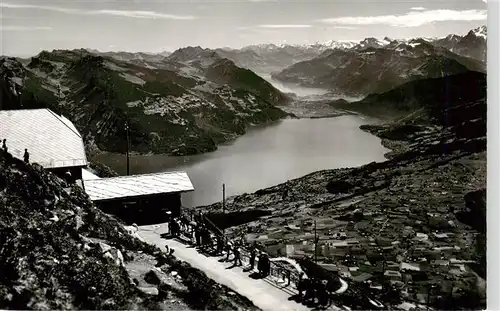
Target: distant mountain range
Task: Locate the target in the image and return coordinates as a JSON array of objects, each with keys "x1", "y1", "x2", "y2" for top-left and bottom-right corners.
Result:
[
  {"x1": 0, "y1": 48, "x2": 290, "y2": 156},
  {"x1": 204, "y1": 26, "x2": 486, "y2": 77},
  {"x1": 270, "y1": 26, "x2": 487, "y2": 96},
  {"x1": 87, "y1": 26, "x2": 486, "y2": 98},
  {"x1": 0, "y1": 26, "x2": 488, "y2": 156},
  {"x1": 75, "y1": 26, "x2": 484, "y2": 78}
]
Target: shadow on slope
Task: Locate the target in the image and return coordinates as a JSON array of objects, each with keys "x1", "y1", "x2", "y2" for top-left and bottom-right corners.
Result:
[
  {"x1": 205, "y1": 210, "x2": 272, "y2": 230},
  {"x1": 333, "y1": 70, "x2": 486, "y2": 121}
]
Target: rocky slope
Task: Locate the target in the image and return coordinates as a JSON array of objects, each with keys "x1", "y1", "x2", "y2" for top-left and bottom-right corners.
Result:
[
  {"x1": 0, "y1": 149, "x2": 259, "y2": 310},
  {"x1": 271, "y1": 26, "x2": 486, "y2": 96},
  {"x1": 198, "y1": 71, "x2": 487, "y2": 310},
  {"x1": 0, "y1": 48, "x2": 290, "y2": 156}
]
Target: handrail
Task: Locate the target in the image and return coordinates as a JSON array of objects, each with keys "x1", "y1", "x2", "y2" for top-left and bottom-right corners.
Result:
[{"x1": 179, "y1": 208, "x2": 301, "y2": 287}]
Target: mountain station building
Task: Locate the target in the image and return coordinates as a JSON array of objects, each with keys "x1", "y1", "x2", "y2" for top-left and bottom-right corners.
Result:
[
  {"x1": 83, "y1": 172, "x2": 194, "y2": 225},
  {"x1": 0, "y1": 108, "x2": 88, "y2": 182},
  {"x1": 1, "y1": 108, "x2": 194, "y2": 225}
]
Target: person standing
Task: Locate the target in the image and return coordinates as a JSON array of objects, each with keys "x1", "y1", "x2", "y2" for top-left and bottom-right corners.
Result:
[
  {"x1": 224, "y1": 242, "x2": 232, "y2": 262},
  {"x1": 2, "y1": 139, "x2": 7, "y2": 152},
  {"x1": 195, "y1": 225, "x2": 201, "y2": 247},
  {"x1": 203, "y1": 228, "x2": 212, "y2": 251},
  {"x1": 249, "y1": 243, "x2": 257, "y2": 271},
  {"x1": 263, "y1": 253, "x2": 271, "y2": 277},
  {"x1": 23, "y1": 149, "x2": 30, "y2": 163},
  {"x1": 200, "y1": 226, "x2": 207, "y2": 250},
  {"x1": 165, "y1": 211, "x2": 172, "y2": 234},
  {"x1": 171, "y1": 218, "x2": 180, "y2": 237},
  {"x1": 297, "y1": 272, "x2": 306, "y2": 299},
  {"x1": 216, "y1": 235, "x2": 224, "y2": 255},
  {"x1": 318, "y1": 280, "x2": 330, "y2": 307},
  {"x1": 304, "y1": 278, "x2": 315, "y2": 303},
  {"x1": 233, "y1": 243, "x2": 242, "y2": 266},
  {"x1": 258, "y1": 252, "x2": 270, "y2": 277},
  {"x1": 257, "y1": 252, "x2": 264, "y2": 275}
]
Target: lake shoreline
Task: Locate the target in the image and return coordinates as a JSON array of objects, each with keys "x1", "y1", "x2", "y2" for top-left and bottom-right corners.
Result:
[
  {"x1": 90, "y1": 77, "x2": 392, "y2": 207},
  {"x1": 93, "y1": 115, "x2": 390, "y2": 207}
]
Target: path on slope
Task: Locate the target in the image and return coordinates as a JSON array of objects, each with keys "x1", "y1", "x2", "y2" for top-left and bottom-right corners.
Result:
[{"x1": 138, "y1": 224, "x2": 315, "y2": 311}]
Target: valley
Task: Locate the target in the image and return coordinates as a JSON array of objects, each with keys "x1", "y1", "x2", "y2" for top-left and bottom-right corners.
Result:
[{"x1": 91, "y1": 69, "x2": 381, "y2": 208}]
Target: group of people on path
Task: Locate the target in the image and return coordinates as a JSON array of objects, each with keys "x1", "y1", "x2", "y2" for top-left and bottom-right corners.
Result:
[
  {"x1": 163, "y1": 211, "x2": 340, "y2": 309},
  {"x1": 165, "y1": 212, "x2": 273, "y2": 276}
]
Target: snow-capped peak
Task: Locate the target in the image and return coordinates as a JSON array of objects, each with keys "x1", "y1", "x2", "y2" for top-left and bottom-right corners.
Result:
[
  {"x1": 472, "y1": 25, "x2": 487, "y2": 39},
  {"x1": 356, "y1": 37, "x2": 392, "y2": 49},
  {"x1": 383, "y1": 37, "x2": 393, "y2": 44},
  {"x1": 320, "y1": 40, "x2": 358, "y2": 50}
]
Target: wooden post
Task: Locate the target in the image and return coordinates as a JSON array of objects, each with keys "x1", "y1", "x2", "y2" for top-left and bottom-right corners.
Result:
[
  {"x1": 222, "y1": 183, "x2": 226, "y2": 235},
  {"x1": 427, "y1": 284, "x2": 435, "y2": 310},
  {"x1": 125, "y1": 122, "x2": 130, "y2": 176},
  {"x1": 314, "y1": 220, "x2": 318, "y2": 264}
]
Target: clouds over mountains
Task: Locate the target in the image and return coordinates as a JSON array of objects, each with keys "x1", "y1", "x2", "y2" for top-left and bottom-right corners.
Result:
[
  {"x1": 0, "y1": 0, "x2": 487, "y2": 55},
  {"x1": 317, "y1": 9, "x2": 487, "y2": 28}
]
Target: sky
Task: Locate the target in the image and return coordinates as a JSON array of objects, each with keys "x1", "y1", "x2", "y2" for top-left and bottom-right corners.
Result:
[{"x1": 0, "y1": 0, "x2": 488, "y2": 57}]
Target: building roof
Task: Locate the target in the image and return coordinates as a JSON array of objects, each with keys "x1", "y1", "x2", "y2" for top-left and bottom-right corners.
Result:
[
  {"x1": 400, "y1": 262, "x2": 421, "y2": 271},
  {"x1": 0, "y1": 109, "x2": 87, "y2": 168},
  {"x1": 82, "y1": 168, "x2": 101, "y2": 180},
  {"x1": 83, "y1": 171, "x2": 194, "y2": 202},
  {"x1": 351, "y1": 272, "x2": 372, "y2": 282}
]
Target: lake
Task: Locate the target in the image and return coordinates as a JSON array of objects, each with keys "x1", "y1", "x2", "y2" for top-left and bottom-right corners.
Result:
[{"x1": 94, "y1": 116, "x2": 389, "y2": 207}]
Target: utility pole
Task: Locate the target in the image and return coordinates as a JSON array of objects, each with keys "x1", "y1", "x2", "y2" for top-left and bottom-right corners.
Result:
[
  {"x1": 427, "y1": 284, "x2": 436, "y2": 311},
  {"x1": 426, "y1": 284, "x2": 431, "y2": 311},
  {"x1": 314, "y1": 220, "x2": 318, "y2": 264},
  {"x1": 379, "y1": 248, "x2": 386, "y2": 273},
  {"x1": 125, "y1": 122, "x2": 130, "y2": 176},
  {"x1": 222, "y1": 183, "x2": 226, "y2": 235}
]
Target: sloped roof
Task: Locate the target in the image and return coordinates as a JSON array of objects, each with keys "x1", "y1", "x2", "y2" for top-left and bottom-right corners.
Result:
[
  {"x1": 82, "y1": 168, "x2": 101, "y2": 180},
  {"x1": 0, "y1": 109, "x2": 87, "y2": 168},
  {"x1": 351, "y1": 272, "x2": 373, "y2": 282},
  {"x1": 84, "y1": 171, "x2": 194, "y2": 202}
]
